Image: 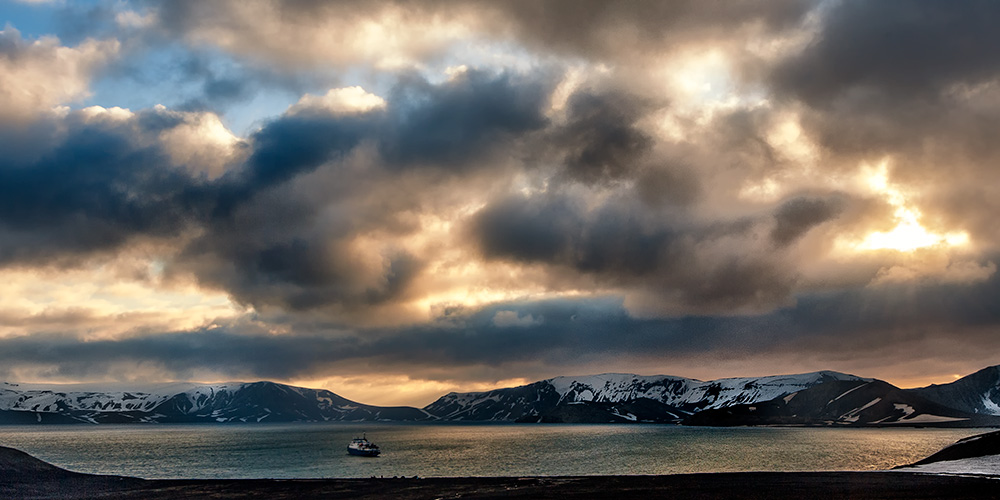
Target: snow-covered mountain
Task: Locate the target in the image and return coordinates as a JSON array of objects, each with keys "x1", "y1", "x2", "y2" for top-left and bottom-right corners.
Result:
[
  {"x1": 422, "y1": 371, "x2": 867, "y2": 422},
  {"x1": 688, "y1": 379, "x2": 1000, "y2": 427},
  {"x1": 551, "y1": 371, "x2": 867, "y2": 410},
  {"x1": 0, "y1": 382, "x2": 174, "y2": 415},
  {"x1": 0, "y1": 381, "x2": 431, "y2": 424},
  {"x1": 907, "y1": 365, "x2": 1000, "y2": 416},
  {"x1": 4, "y1": 365, "x2": 998, "y2": 425}
]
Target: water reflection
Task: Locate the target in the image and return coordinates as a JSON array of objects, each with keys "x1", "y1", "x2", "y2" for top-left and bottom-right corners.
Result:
[{"x1": 0, "y1": 423, "x2": 982, "y2": 479}]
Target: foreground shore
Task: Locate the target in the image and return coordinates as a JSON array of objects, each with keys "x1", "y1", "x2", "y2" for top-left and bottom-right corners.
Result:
[{"x1": 3, "y1": 472, "x2": 1000, "y2": 499}]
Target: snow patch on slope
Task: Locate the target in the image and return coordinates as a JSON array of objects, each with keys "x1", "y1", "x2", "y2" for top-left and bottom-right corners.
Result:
[
  {"x1": 983, "y1": 396, "x2": 1000, "y2": 416},
  {"x1": 841, "y1": 398, "x2": 882, "y2": 422},
  {"x1": 897, "y1": 414, "x2": 970, "y2": 424},
  {"x1": 0, "y1": 387, "x2": 172, "y2": 413},
  {"x1": 894, "y1": 403, "x2": 916, "y2": 418}
]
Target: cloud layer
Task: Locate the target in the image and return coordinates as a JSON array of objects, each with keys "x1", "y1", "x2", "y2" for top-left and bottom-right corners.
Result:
[{"x1": 2, "y1": 0, "x2": 999, "y2": 404}]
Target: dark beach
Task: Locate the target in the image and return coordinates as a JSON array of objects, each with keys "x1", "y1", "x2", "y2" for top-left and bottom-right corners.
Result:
[
  {"x1": 3, "y1": 445, "x2": 999, "y2": 500},
  {"x1": 5, "y1": 472, "x2": 1000, "y2": 499}
]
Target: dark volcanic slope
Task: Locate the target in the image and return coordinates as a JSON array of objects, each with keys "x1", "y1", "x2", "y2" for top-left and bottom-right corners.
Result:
[
  {"x1": 905, "y1": 429, "x2": 1000, "y2": 467},
  {"x1": 909, "y1": 365, "x2": 1000, "y2": 416},
  {"x1": 687, "y1": 379, "x2": 1000, "y2": 427},
  {"x1": 0, "y1": 381, "x2": 431, "y2": 424},
  {"x1": 423, "y1": 380, "x2": 563, "y2": 420},
  {"x1": 0, "y1": 446, "x2": 143, "y2": 498},
  {"x1": 423, "y1": 371, "x2": 865, "y2": 423},
  {"x1": 0, "y1": 446, "x2": 73, "y2": 477}
]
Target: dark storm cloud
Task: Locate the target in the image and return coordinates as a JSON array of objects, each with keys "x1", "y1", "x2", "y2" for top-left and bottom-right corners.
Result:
[
  {"x1": 180, "y1": 227, "x2": 425, "y2": 312},
  {"x1": 768, "y1": 0, "x2": 1000, "y2": 159},
  {"x1": 474, "y1": 194, "x2": 583, "y2": 264},
  {"x1": 634, "y1": 162, "x2": 703, "y2": 207},
  {"x1": 225, "y1": 69, "x2": 550, "y2": 196},
  {"x1": 773, "y1": 0, "x2": 1000, "y2": 105},
  {"x1": 552, "y1": 90, "x2": 653, "y2": 185},
  {"x1": 471, "y1": 191, "x2": 799, "y2": 311},
  {"x1": 151, "y1": 0, "x2": 813, "y2": 62},
  {"x1": 771, "y1": 195, "x2": 844, "y2": 247},
  {"x1": 0, "y1": 298, "x2": 744, "y2": 380},
  {"x1": 378, "y1": 70, "x2": 552, "y2": 169},
  {"x1": 486, "y1": 0, "x2": 811, "y2": 58},
  {"x1": 785, "y1": 277, "x2": 1000, "y2": 336},
  {"x1": 5, "y1": 267, "x2": 1000, "y2": 382},
  {"x1": 472, "y1": 193, "x2": 676, "y2": 276},
  {"x1": 240, "y1": 111, "x2": 370, "y2": 188},
  {"x1": 0, "y1": 111, "x2": 207, "y2": 264},
  {"x1": 317, "y1": 265, "x2": 1000, "y2": 369},
  {"x1": 0, "y1": 328, "x2": 361, "y2": 381},
  {"x1": 378, "y1": 298, "x2": 715, "y2": 367}
]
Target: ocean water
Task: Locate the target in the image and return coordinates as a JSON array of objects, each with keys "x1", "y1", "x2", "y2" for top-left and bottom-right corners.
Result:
[{"x1": 0, "y1": 423, "x2": 985, "y2": 479}]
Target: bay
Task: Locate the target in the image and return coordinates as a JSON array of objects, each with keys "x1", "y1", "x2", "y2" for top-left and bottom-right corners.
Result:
[{"x1": 0, "y1": 423, "x2": 983, "y2": 479}]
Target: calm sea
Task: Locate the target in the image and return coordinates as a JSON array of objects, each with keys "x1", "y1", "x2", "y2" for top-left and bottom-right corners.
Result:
[{"x1": 0, "y1": 423, "x2": 984, "y2": 479}]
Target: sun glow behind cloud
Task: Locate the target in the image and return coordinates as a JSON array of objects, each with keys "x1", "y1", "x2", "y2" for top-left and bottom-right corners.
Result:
[
  {"x1": 854, "y1": 161, "x2": 969, "y2": 253},
  {"x1": 290, "y1": 375, "x2": 532, "y2": 408},
  {"x1": 663, "y1": 48, "x2": 759, "y2": 119}
]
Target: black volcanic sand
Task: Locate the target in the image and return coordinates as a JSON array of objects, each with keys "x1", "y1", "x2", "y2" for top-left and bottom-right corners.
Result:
[
  {"x1": 2, "y1": 446, "x2": 999, "y2": 500},
  {"x1": 5, "y1": 472, "x2": 1000, "y2": 500}
]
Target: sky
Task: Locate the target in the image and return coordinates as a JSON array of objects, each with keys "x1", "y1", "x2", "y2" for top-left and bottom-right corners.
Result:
[{"x1": 1, "y1": 0, "x2": 999, "y2": 407}]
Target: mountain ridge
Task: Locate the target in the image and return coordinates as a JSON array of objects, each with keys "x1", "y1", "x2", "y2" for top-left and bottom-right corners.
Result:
[
  {"x1": 0, "y1": 380, "x2": 431, "y2": 424},
  {"x1": 908, "y1": 365, "x2": 1000, "y2": 416},
  {"x1": 424, "y1": 370, "x2": 870, "y2": 423},
  {"x1": 2, "y1": 365, "x2": 998, "y2": 426},
  {"x1": 686, "y1": 379, "x2": 1000, "y2": 427}
]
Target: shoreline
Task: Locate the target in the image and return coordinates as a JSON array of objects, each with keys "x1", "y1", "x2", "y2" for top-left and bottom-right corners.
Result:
[
  {"x1": 4, "y1": 439, "x2": 1000, "y2": 499},
  {"x1": 4, "y1": 471, "x2": 1000, "y2": 499}
]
